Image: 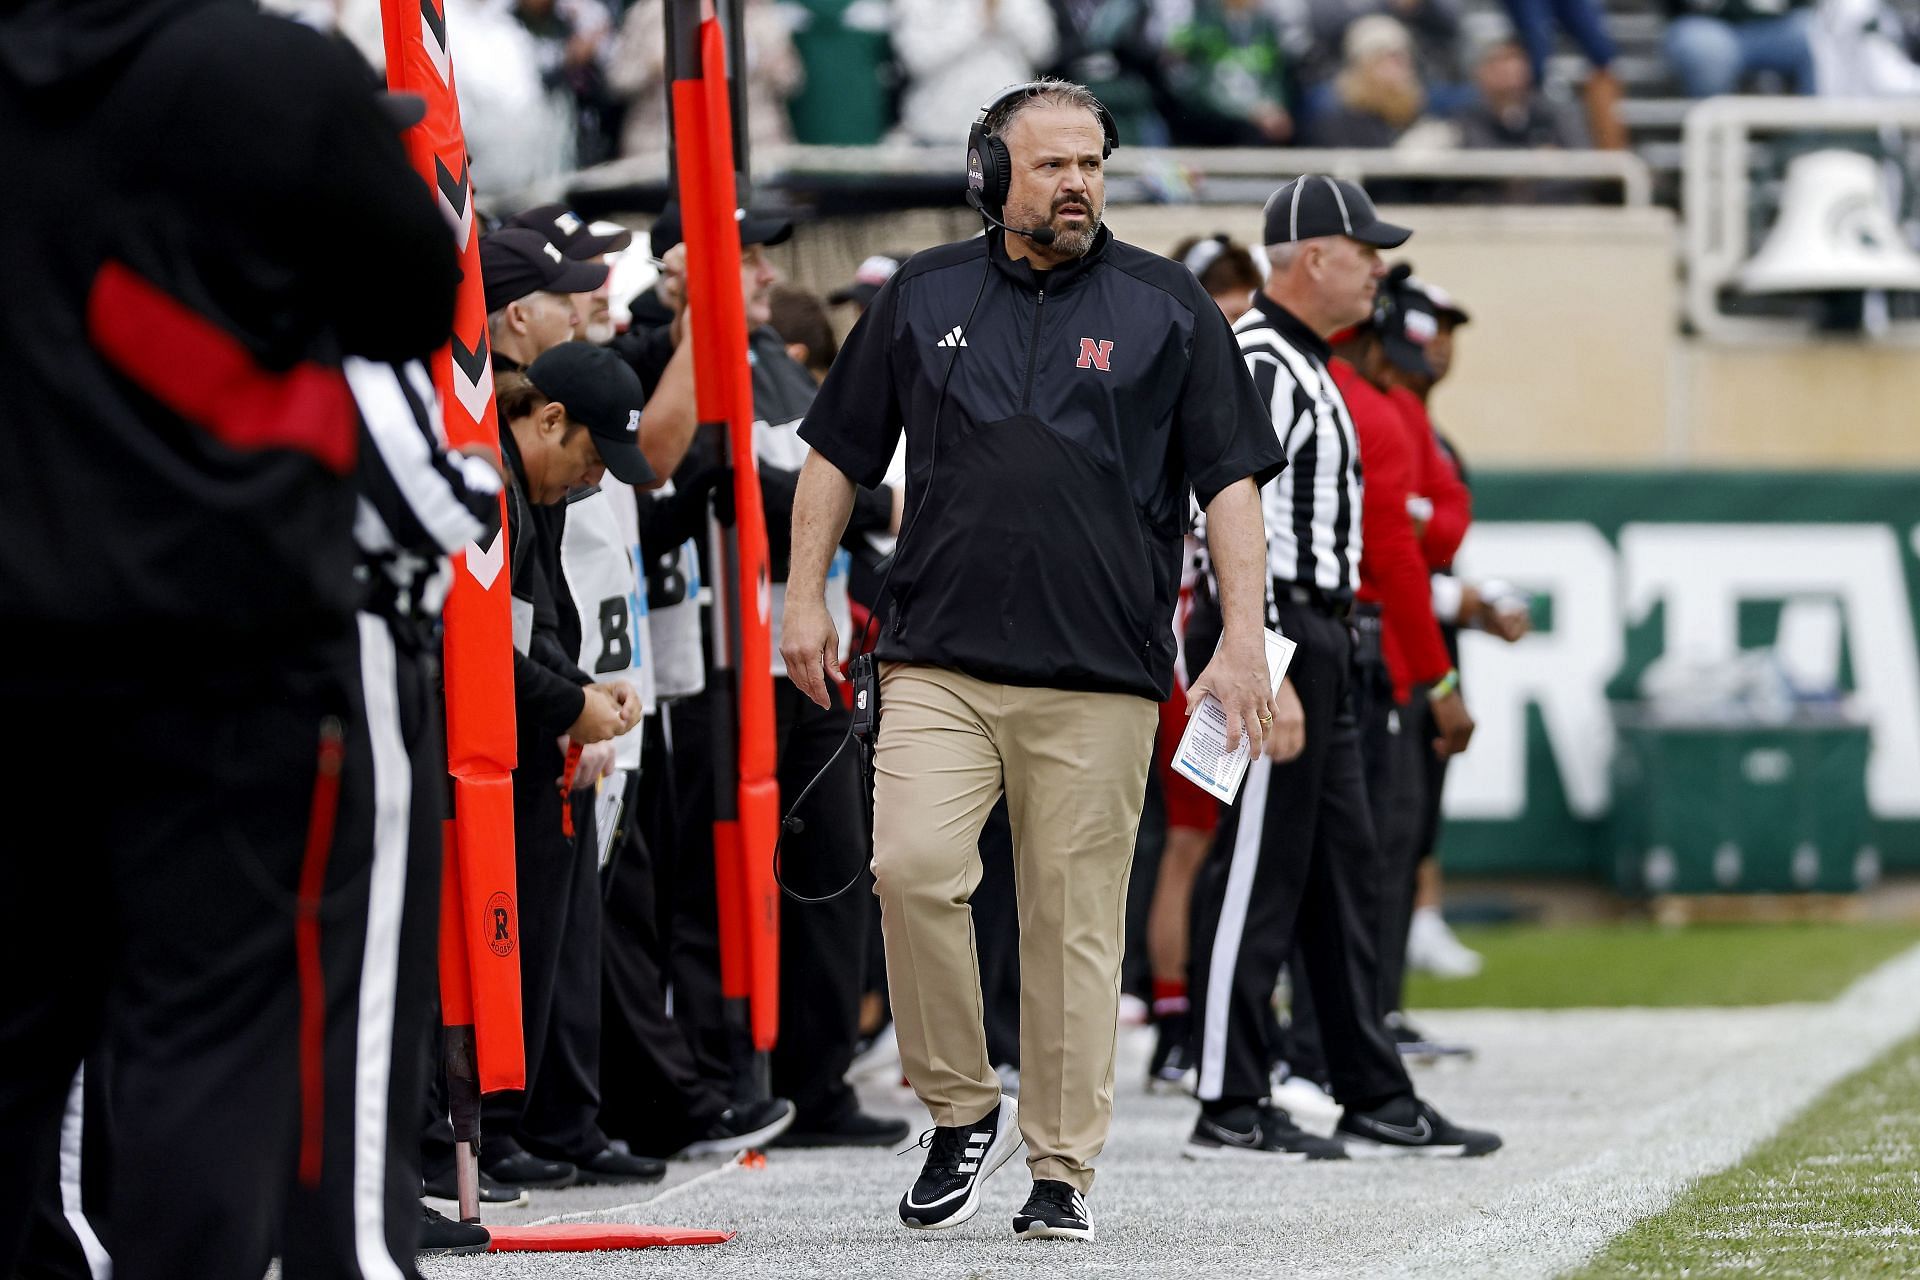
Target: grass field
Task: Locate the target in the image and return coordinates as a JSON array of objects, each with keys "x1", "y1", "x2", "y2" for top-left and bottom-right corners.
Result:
[
  {"x1": 1405, "y1": 923, "x2": 1920, "y2": 1010},
  {"x1": 1569, "y1": 1029, "x2": 1920, "y2": 1279}
]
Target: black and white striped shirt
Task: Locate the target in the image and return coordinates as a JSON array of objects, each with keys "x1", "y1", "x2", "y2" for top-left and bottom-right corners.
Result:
[
  {"x1": 1231, "y1": 291, "x2": 1362, "y2": 598},
  {"x1": 344, "y1": 357, "x2": 501, "y2": 640}
]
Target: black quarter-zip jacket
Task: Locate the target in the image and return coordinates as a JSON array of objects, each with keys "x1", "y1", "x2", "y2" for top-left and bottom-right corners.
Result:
[{"x1": 801, "y1": 227, "x2": 1285, "y2": 701}]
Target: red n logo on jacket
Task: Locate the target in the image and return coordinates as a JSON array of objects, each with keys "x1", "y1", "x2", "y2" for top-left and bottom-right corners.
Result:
[{"x1": 1075, "y1": 338, "x2": 1114, "y2": 372}]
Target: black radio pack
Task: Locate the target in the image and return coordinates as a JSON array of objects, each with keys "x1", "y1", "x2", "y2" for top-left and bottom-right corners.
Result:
[{"x1": 848, "y1": 652, "x2": 879, "y2": 743}]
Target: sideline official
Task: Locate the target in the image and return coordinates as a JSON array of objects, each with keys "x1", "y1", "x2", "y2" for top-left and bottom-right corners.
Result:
[
  {"x1": 782, "y1": 79, "x2": 1284, "y2": 1240},
  {"x1": 1185, "y1": 176, "x2": 1499, "y2": 1162}
]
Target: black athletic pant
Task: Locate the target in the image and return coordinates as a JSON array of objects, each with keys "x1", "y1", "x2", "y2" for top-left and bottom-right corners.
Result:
[
  {"x1": 0, "y1": 618, "x2": 437, "y2": 1280},
  {"x1": 484, "y1": 771, "x2": 610, "y2": 1162},
  {"x1": 657, "y1": 692, "x2": 734, "y2": 1090},
  {"x1": 17, "y1": 1057, "x2": 111, "y2": 1280},
  {"x1": 599, "y1": 767, "x2": 730, "y2": 1157},
  {"x1": 1187, "y1": 601, "x2": 1413, "y2": 1111},
  {"x1": 768, "y1": 682, "x2": 869, "y2": 1127}
]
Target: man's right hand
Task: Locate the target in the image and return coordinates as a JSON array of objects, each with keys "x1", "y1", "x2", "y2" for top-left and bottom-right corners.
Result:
[
  {"x1": 1429, "y1": 689, "x2": 1475, "y2": 757},
  {"x1": 568, "y1": 685, "x2": 627, "y2": 744},
  {"x1": 781, "y1": 594, "x2": 845, "y2": 709}
]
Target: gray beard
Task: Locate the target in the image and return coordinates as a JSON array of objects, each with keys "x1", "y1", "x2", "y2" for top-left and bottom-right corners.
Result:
[{"x1": 1048, "y1": 215, "x2": 1102, "y2": 258}]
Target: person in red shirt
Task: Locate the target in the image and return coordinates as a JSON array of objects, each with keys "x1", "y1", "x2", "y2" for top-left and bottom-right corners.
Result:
[{"x1": 1328, "y1": 274, "x2": 1478, "y2": 1059}]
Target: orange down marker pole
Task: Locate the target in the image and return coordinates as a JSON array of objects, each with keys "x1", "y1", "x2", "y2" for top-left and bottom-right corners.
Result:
[{"x1": 378, "y1": 0, "x2": 523, "y2": 1094}]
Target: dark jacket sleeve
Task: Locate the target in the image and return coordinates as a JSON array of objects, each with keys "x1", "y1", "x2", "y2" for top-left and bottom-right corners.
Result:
[
  {"x1": 1177, "y1": 285, "x2": 1288, "y2": 509},
  {"x1": 796, "y1": 278, "x2": 905, "y2": 490},
  {"x1": 506, "y1": 481, "x2": 588, "y2": 737}
]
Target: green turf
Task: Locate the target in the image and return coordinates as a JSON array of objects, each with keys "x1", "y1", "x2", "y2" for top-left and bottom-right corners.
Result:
[
  {"x1": 1404, "y1": 923, "x2": 1920, "y2": 1010},
  {"x1": 1567, "y1": 1029, "x2": 1920, "y2": 1279}
]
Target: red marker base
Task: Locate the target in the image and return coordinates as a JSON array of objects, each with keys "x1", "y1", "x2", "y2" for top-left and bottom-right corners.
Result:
[{"x1": 486, "y1": 1223, "x2": 733, "y2": 1253}]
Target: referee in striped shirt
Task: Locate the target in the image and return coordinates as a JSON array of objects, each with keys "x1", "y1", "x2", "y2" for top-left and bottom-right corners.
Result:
[{"x1": 1184, "y1": 177, "x2": 1501, "y2": 1161}]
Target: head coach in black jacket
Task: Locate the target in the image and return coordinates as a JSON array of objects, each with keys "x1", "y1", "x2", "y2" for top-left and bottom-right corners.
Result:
[{"x1": 781, "y1": 79, "x2": 1285, "y2": 1241}]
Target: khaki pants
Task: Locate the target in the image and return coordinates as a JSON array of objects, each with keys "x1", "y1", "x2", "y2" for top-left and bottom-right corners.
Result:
[{"x1": 871, "y1": 663, "x2": 1157, "y2": 1193}]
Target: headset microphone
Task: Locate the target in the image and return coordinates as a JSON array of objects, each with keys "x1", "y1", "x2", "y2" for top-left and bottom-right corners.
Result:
[{"x1": 965, "y1": 190, "x2": 1056, "y2": 247}]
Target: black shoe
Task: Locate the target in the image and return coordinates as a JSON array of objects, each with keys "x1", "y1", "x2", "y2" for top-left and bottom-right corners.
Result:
[
  {"x1": 1012, "y1": 1178, "x2": 1094, "y2": 1241},
  {"x1": 570, "y1": 1145, "x2": 668, "y2": 1185},
  {"x1": 1336, "y1": 1096, "x2": 1502, "y2": 1158},
  {"x1": 898, "y1": 1096, "x2": 1023, "y2": 1230},
  {"x1": 775, "y1": 1107, "x2": 912, "y2": 1149},
  {"x1": 421, "y1": 1164, "x2": 529, "y2": 1207},
  {"x1": 481, "y1": 1149, "x2": 577, "y2": 1189},
  {"x1": 1185, "y1": 1101, "x2": 1348, "y2": 1161},
  {"x1": 1147, "y1": 1014, "x2": 1195, "y2": 1092},
  {"x1": 681, "y1": 1098, "x2": 798, "y2": 1158},
  {"x1": 417, "y1": 1203, "x2": 489, "y2": 1257}
]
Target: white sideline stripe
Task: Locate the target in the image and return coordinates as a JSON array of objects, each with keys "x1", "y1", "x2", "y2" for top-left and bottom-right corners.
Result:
[
  {"x1": 353, "y1": 615, "x2": 411, "y2": 1280},
  {"x1": 59, "y1": 1066, "x2": 111, "y2": 1280},
  {"x1": 1198, "y1": 756, "x2": 1273, "y2": 1101},
  {"x1": 526, "y1": 1154, "x2": 748, "y2": 1226}
]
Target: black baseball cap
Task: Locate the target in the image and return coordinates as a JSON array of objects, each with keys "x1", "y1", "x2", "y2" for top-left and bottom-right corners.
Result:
[
  {"x1": 506, "y1": 203, "x2": 634, "y2": 260},
  {"x1": 1407, "y1": 275, "x2": 1470, "y2": 326},
  {"x1": 480, "y1": 228, "x2": 610, "y2": 314},
  {"x1": 1368, "y1": 264, "x2": 1437, "y2": 378},
  {"x1": 828, "y1": 252, "x2": 905, "y2": 307},
  {"x1": 1262, "y1": 175, "x2": 1412, "y2": 249},
  {"x1": 650, "y1": 175, "x2": 794, "y2": 256},
  {"x1": 524, "y1": 343, "x2": 658, "y2": 486}
]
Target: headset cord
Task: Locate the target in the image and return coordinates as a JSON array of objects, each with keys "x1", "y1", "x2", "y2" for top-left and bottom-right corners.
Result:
[{"x1": 773, "y1": 246, "x2": 996, "y2": 904}]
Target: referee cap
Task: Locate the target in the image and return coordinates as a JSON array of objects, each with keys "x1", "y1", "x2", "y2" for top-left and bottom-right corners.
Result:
[
  {"x1": 1262, "y1": 176, "x2": 1411, "y2": 249},
  {"x1": 525, "y1": 342, "x2": 658, "y2": 487}
]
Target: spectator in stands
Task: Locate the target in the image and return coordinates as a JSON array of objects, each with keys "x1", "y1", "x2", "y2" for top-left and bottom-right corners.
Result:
[
  {"x1": 1304, "y1": 15, "x2": 1434, "y2": 147},
  {"x1": 610, "y1": 0, "x2": 801, "y2": 163},
  {"x1": 514, "y1": 0, "x2": 623, "y2": 165},
  {"x1": 1047, "y1": 0, "x2": 1173, "y2": 144},
  {"x1": 1497, "y1": 0, "x2": 1626, "y2": 145},
  {"x1": 1301, "y1": 0, "x2": 1466, "y2": 120},
  {"x1": 1457, "y1": 30, "x2": 1588, "y2": 147},
  {"x1": 769, "y1": 284, "x2": 839, "y2": 383},
  {"x1": 1159, "y1": 0, "x2": 1300, "y2": 144},
  {"x1": 892, "y1": 0, "x2": 1059, "y2": 146},
  {"x1": 1664, "y1": 0, "x2": 1817, "y2": 96},
  {"x1": 1169, "y1": 233, "x2": 1266, "y2": 322},
  {"x1": 448, "y1": 0, "x2": 576, "y2": 199},
  {"x1": 787, "y1": 0, "x2": 896, "y2": 143}
]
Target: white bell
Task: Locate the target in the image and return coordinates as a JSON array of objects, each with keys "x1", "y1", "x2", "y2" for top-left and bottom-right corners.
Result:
[{"x1": 1738, "y1": 149, "x2": 1920, "y2": 294}]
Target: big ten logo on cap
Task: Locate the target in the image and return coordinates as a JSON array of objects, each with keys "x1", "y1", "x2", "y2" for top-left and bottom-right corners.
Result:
[
  {"x1": 485, "y1": 891, "x2": 517, "y2": 957},
  {"x1": 626, "y1": 408, "x2": 641, "y2": 433}
]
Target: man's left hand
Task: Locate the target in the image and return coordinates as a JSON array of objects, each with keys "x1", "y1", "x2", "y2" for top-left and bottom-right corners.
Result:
[{"x1": 1188, "y1": 627, "x2": 1275, "y2": 758}]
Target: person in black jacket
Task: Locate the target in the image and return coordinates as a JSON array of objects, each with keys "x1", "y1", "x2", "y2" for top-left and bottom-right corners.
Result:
[
  {"x1": 0, "y1": 3, "x2": 464, "y2": 1278},
  {"x1": 784, "y1": 79, "x2": 1284, "y2": 1240},
  {"x1": 479, "y1": 345, "x2": 663, "y2": 1191}
]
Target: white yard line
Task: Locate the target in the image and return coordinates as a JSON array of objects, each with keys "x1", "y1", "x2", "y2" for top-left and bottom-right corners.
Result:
[{"x1": 522, "y1": 1153, "x2": 748, "y2": 1226}]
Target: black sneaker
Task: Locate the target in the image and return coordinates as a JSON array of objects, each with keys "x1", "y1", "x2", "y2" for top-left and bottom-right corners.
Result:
[
  {"x1": 570, "y1": 1145, "x2": 668, "y2": 1185},
  {"x1": 481, "y1": 1148, "x2": 577, "y2": 1189},
  {"x1": 417, "y1": 1203, "x2": 489, "y2": 1257},
  {"x1": 898, "y1": 1096, "x2": 1023, "y2": 1230},
  {"x1": 1012, "y1": 1178, "x2": 1093, "y2": 1241},
  {"x1": 1185, "y1": 1101, "x2": 1348, "y2": 1161},
  {"x1": 1146, "y1": 1013, "x2": 1195, "y2": 1093},
  {"x1": 681, "y1": 1098, "x2": 797, "y2": 1158},
  {"x1": 1336, "y1": 1097, "x2": 1502, "y2": 1158},
  {"x1": 421, "y1": 1163, "x2": 529, "y2": 1207},
  {"x1": 776, "y1": 1107, "x2": 912, "y2": 1149}
]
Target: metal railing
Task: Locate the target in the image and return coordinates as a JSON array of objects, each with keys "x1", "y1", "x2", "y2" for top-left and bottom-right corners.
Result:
[
  {"x1": 570, "y1": 144, "x2": 1654, "y2": 209},
  {"x1": 1682, "y1": 95, "x2": 1920, "y2": 343}
]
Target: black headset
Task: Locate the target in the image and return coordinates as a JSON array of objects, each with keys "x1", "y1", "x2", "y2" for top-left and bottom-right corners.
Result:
[{"x1": 966, "y1": 81, "x2": 1120, "y2": 220}]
